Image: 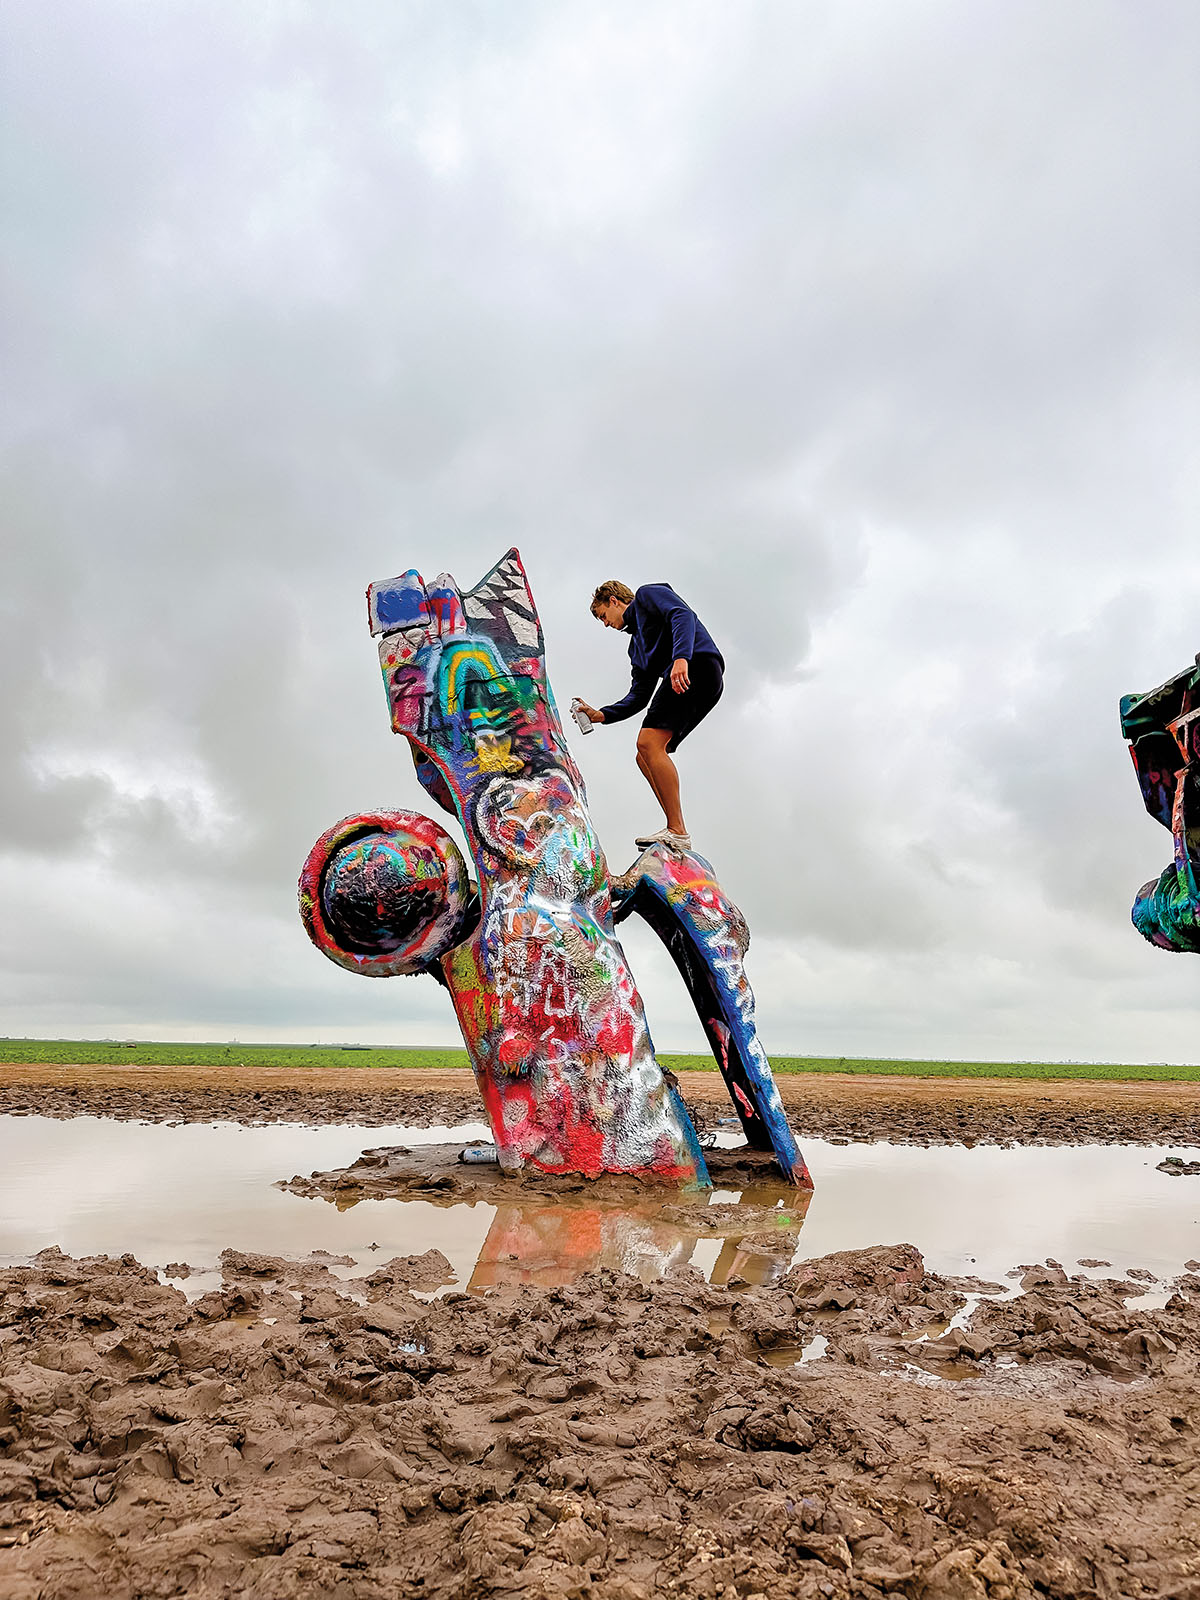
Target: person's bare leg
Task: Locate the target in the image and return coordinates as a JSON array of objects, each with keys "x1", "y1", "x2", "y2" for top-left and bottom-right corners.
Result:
[
  {"x1": 636, "y1": 746, "x2": 667, "y2": 816},
  {"x1": 636, "y1": 727, "x2": 686, "y2": 834}
]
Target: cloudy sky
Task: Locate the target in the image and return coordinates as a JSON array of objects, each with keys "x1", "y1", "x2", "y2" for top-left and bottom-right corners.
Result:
[{"x1": 4, "y1": 0, "x2": 1199, "y2": 1061}]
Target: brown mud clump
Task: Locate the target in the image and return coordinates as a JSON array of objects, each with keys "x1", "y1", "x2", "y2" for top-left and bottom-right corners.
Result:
[
  {"x1": 280, "y1": 1140, "x2": 806, "y2": 1218},
  {"x1": 6, "y1": 1244, "x2": 1200, "y2": 1597}
]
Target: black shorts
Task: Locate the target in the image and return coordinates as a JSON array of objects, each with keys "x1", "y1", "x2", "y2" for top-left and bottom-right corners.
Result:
[{"x1": 641, "y1": 655, "x2": 724, "y2": 753}]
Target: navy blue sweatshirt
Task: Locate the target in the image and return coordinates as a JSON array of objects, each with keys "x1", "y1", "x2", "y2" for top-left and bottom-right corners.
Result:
[{"x1": 599, "y1": 584, "x2": 723, "y2": 724}]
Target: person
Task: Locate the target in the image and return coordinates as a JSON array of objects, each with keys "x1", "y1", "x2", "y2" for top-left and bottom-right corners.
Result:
[{"x1": 575, "y1": 579, "x2": 724, "y2": 851}]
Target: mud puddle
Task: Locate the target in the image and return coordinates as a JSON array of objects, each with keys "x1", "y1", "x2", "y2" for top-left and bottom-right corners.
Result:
[
  {"x1": 6, "y1": 1237, "x2": 1200, "y2": 1598},
  {"x1": 10, "y1": 1119, "x2": 1200, "y2": 1596},
  {"x1": 0, "y1": 1117, "x2": 494, "y2": 1298},
  {"x1": 2, "y1": 1116, "x2": 1200, "y2": 1295}
]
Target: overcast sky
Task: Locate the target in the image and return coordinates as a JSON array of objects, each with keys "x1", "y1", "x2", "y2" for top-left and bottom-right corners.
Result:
[{"x1": 3, "y1": 0, "x2": 1199, "y2": 1061}]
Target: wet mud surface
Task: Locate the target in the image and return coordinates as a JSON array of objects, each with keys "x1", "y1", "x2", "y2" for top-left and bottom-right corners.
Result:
[
  {"x1": 6, "y1": 1073, "x2": 1200, "y2": 1595},
  {"x1": 280, "y1": 1142, "x2": 807, "y2": 1212},
  {"x1": 6, "y1": 1241, "x2": 1200, "y2": 1598},
  {"x1": 7, "y1": 1063, "x2": 1200, "y2": 1146}
]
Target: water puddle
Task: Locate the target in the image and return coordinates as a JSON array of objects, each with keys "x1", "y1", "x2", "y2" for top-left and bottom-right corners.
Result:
[{"x1": 1, "y1": 1116, "x2": 1199, "y2": 1294}]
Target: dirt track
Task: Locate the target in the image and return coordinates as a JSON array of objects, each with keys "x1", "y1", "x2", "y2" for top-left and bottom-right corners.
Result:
[{"x1": 4, "y1": 1062, "x2": 1200, "y2": 1145}]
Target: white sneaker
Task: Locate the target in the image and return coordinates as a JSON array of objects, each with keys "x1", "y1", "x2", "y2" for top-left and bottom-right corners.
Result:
[{"x1": 635, "y1": 827, "x2": 692, "y2": 851}]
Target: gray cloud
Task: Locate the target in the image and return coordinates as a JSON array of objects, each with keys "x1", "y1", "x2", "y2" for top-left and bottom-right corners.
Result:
[{"x1": 2, "y1": 0, "x2": 1198, "y2": 1059}]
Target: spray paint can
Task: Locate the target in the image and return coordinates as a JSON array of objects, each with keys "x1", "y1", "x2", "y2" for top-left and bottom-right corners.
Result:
[
  {"x1": 570, "y1": 698, "x2": 595, "y2": 735},
  {"x1": 458, "y1": 1145, "x2": 500, "y2": 1165}
]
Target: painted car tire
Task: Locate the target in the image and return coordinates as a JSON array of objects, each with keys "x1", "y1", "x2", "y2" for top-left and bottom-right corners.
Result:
[{"x1": 299, "y1": 809, "x2": 475, "y2": 977}]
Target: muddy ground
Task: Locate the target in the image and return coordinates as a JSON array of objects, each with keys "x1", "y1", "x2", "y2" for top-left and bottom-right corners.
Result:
[
  {"x1": 7, "y1": 1069, "x2": 1200, "y2": 1595},
  {"x1": 6, "y1": 1063, "x2": 1200, "y2": 1146},
  {"x1": 5, "y1": 1239, "x2": 1200, "y2": 1598}
]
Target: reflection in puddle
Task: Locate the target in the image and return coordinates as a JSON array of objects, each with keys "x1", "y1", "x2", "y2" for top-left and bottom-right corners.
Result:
[
  {"x1": 900, "y1": 1363, "x2": 951, "y2": 1388},
  {"x1": 433, "y1": 1158, "x2": 809, "y2": 1291},
  {"x1": 2, "y1": 1116, "x2": 1200, "y2": 1294},
  {"x1": 467, "y1": 1194, "x2": 803, "y2": 1291},
  {"x1": 757, "y1": 1332, "x2": 830, "y2": 1367},
  {"x1": 473, "y1": 1201, "x2": 688, "y2": 1289}
]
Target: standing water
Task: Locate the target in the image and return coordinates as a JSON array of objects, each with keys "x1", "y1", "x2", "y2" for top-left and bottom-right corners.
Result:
[{"x1": 1, "y1": 1115, "x2": 1199, "y2": 1292}]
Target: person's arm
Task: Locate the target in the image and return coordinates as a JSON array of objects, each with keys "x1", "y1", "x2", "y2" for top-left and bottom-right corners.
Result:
[
  {"x1": 639, "y1": 584, "x2": 696, "y2": 693},
  {"x1": 598, "y1": 663, "x2": 656, "y2": 724}
]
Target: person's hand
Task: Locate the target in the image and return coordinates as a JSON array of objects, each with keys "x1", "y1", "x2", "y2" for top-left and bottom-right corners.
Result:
[
  {"x1": 576, "y1": 701, "x2": 605, "y2": 723},
  {"x1": 670, "y1": 658, "x2": 690, "y2": 694}
]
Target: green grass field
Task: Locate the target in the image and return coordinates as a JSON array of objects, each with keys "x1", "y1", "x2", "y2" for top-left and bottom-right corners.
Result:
[{"x1": 0, "y1": 1038, "x2": 1197, "y2": 1081}]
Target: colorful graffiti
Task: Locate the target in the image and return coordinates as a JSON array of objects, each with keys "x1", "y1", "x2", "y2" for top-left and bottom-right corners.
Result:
[
  {"x1": 299, "y1": 811, "x2": 477, "y2": 978},
  {"x1": 1121, "y1": 655, "x2": 1200, "y2": 953},
  {"x1": 612, "y1": 849, "x2": 812, "y2": 1186},
  {"x1": 299, "y1": 547, "x2": 809, "y2": 1190}
]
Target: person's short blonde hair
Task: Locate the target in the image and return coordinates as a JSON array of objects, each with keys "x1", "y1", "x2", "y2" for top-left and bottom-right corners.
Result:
[{"x1": 590, "y1": 579, "x2": 634, "y2": 616}]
